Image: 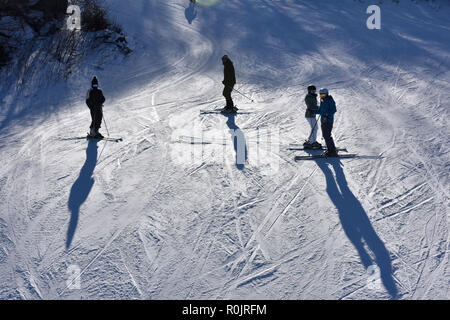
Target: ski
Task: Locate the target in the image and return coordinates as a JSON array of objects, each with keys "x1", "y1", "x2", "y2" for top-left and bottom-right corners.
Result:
[
  {"x1": 294, "y1": 153, "x2": 358, "y2": 160},
  {"x1": 200, "y1": 106, "x2": 253, "y2": 114},
  {"x1": 288, "y1": 146, "x2": 348, "y2": 152},
  {"x1": 200, "y1": 110, "x2": 254, "y2": 114},
  {"x1": 61, "y1": 136, "x2": 121, "y2": 142},
  {"x1": 87, "y1": 134, "x2": 122, "y2": 142}
]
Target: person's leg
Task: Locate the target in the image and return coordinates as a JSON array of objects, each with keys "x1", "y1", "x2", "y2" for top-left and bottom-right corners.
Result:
[
  {"x1": 89, "y1": 108, "x2": 97, "y2": 136},
  {"x1": 90, "y1": 108, "x2": 95, "y2": 129},
  {"x1": 321, "y1": 122, "x2": 336, "y2": 153},
  {"x1": 223, "y1": 86, "x2": 234, "y2": 109},
  {"x1": 307, "y1": 117, "x2": 318, "y2": 143},
  {"x1": 228, "y1": 85, "x2": 234, "y2": 108},
  {"x1": 312, "y1": 118, "x2": 318, "y2": 143},
  {"x1": 222, "y1": 87, "x2": 228, "y2": 108},
  {"x1": 94, "y1": 106, "x2": 103, "y2": 133}
]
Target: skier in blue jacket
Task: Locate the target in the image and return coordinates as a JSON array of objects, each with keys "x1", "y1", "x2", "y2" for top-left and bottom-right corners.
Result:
[{"x1": 313, "y1": 88, "x2": 338, "y2": 157}]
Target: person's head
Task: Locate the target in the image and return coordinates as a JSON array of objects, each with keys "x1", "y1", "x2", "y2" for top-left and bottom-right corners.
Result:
[
  {"x1": 91, "y1": 76, "x2": 99, "y2": 88},
  {"x1": 319, "y1": 88, "x2": 329, "y2": 99},
  {"x1": 222, "y1": 55, "x2": 229, "y2": 65},
  {"x1": 307, "y1": 85, "x2": 316, "y2": 94}
]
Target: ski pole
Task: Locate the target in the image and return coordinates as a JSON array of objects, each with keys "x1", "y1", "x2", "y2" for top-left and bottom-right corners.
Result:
[
  {"x1": 234, "y1": 89, "x2": 255, "y2": 102},
  {"x1": 233, "y1": 87, "x2": 254, "y2": 103},
  {"x1": 226, "y1": 85, "x2": 255, "y2": 103},
  {"x1": 102, "y1": 107, "x2": 110, "y2": 137}
]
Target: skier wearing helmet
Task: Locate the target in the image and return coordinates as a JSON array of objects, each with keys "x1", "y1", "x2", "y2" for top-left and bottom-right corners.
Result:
[{"x1": 313, "y1": 88, "x2": 338, "y2": 157}]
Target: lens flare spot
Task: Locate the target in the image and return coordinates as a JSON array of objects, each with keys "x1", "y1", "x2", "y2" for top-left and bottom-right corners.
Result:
[{"x1": 195, "y1": 0, "x2": 221, "y2": 7}]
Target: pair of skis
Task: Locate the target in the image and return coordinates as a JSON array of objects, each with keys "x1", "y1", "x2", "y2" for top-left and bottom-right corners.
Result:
[
  {"x1": 294, "y1": 153, "x2": 358, "y2": 160},
  {"x1": 86, "y1": 134, "x2": 122, "y2": 142},
  {"x1": 288, "y1": 144, "x2": 348, "y2": 152},
  {"x1": 200, "y1": 106, "x2": 253, "y2": 115},
  {"x1": 288, "y1": 143, "x2": 357, "y2": 160}
]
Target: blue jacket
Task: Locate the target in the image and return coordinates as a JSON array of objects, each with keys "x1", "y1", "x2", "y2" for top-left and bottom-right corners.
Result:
[{"x1": 314, "y1": 95, "x2": 336, "y2": 124}]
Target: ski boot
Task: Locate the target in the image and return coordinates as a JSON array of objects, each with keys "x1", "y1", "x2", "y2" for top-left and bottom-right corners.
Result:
[
  {"x1": 311, "y1": 141, "x2": 323, "y2": 149},
  {"x1": 303, "y1": 141, "x2": 313, "y2": 149},
  {"x1": 88, "y1": 128, "x2": 96, "y2": 137},
  {"x1": 222, "y1": 106, "x2": 237, "y2": 114},
  {"x1": 322, "y1": 149, "x2": 339, "y2": 157},
  {"x1": 88, "y1": 128, "x2": 104, "y2": 139},
  {"x1": 93, "y1": 129, "x2": 104, "y2": 139}
]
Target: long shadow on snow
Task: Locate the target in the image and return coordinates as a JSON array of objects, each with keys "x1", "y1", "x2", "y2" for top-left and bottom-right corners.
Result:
[
  {"x1": 224, "y1": 112, "x2": 247, "y2": 170},
  {"x1": 315, "y1": 158, "x2": 398, "y2": 299},
  {"x1": 66, "y1": 139, "x2": 98, "y2": 249}
]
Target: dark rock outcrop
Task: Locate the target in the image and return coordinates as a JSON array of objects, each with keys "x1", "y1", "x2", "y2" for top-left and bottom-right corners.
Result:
[{"x1": 30, "y1": 0, "x2": 69, "y2": 17}]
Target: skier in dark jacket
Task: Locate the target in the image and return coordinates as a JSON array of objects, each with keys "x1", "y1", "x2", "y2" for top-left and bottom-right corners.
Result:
[
  {"x1": 303, "y1": 85, "x2": 322, "y2": 149},
  {"x1": 313, "y1": 88, "x2": 338, "y2": 157},
  {"x1": 222, "y1": 55, "x2": 236, "y2": 113},
  {"x1": 86, "y1": 76, "x2": 106, "y2": 138}
]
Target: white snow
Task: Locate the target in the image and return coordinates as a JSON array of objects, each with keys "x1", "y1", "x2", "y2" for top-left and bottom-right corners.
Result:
[{"x1": 0, "y1": 0, "x2": 449, "y2": 299}]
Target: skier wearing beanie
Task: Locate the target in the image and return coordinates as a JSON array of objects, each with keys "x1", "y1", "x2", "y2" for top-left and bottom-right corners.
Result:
[
  {"x1": 221, "y1": 55, "x2": 236, "y2": 113},
  {"x1": 86, "y1": 76, "x2": 106, "y2": 138},
  {"x1": 303, "y1": 85, "x2": 322, "y2": 149}
]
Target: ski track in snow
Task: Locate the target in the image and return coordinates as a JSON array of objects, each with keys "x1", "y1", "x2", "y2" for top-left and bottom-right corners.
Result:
[{"x1": 0, "y1": 0, "x2": 449, "y2": 300}]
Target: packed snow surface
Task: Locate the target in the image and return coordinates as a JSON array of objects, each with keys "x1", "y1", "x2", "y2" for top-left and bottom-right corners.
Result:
[{"x1": 0, "y1": 0, "x2": 449, "y2": 299}]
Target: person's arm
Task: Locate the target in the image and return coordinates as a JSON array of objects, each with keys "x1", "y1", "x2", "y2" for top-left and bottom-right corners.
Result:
[
  {"x1": 312, "y1": 106, "x2": 321, "y2": 115},
  {"x1": 100, "y1": 91, "x2": 106, "y2": 105},
  {"x1": 230, "y1": 64, "x2": 236, "y2": 85},
  {"x1": 86, "y1": 89, "x2": 92, "y2": 107},
  {"x1": 223, "y1": 64, "x2": 235, "y2": 86},
  {"x1": 321, "y1": 100, "x2": 332, "y2": 121},
  {"x1": 305, "y1": 95, "x2": 317, "y2": 110},
  {"x1": 222, "y1": 68, "x2": 226, "y2": 85},
  {"x1": 311, "y1": 99, "x2": 322, "y2": 115},
  {"x1": 223, "y1": 66, "x2": 230, "y2": 85}
]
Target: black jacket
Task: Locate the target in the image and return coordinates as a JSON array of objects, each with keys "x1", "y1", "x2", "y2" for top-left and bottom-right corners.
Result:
[
  {"x1": 86, "y1": 87, "x2": 105, "y2": 108},
  {"x1": 304, "y1": 93, "x2": 318, "y2": 118},
  {"x1": 223, "y1": 60, "x2": 236, "y2": 87}
]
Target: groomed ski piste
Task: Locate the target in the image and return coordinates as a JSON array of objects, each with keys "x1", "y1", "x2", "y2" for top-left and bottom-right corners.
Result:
[{"x1": 0, "y1": 0, "x2": 449, "y2": 300}]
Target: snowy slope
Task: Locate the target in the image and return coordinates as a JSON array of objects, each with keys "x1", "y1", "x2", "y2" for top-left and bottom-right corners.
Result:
[{"x1": 0, "y1": 0, "x2": 449, "y2": 299}]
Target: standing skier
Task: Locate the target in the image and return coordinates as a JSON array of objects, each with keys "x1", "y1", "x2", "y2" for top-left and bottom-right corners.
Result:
[
  {"x1": 222, "y1": 55, "x2": 236, "y2": 113},
  {"x1": 313, "y1": 88, "x2": 338, "y2": 157},
  {"x1": 303, "y1": 85, "x2": 322, "y2": 149},
  {"x1": 86, "y1": 76, "x2": 106, "y2": 138}
]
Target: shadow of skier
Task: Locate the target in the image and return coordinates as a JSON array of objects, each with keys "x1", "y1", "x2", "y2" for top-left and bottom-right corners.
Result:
[
  {"x1": 224, "y1": 112, "x2": 247, "y2": 170},
  {"x1": 66, "y1": 139, "x2": 98, "y2": 249},
  {"x1": 315, "y1": 158, "x2": 398, "y2": 299},
  {"x1": 185, "y1": 0, "x2": 197, "y2": 25}
]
